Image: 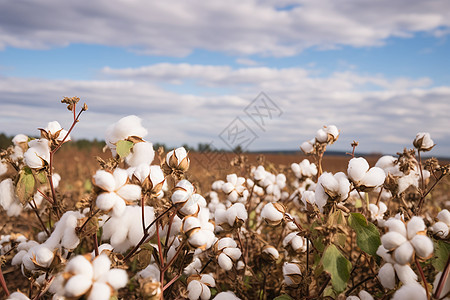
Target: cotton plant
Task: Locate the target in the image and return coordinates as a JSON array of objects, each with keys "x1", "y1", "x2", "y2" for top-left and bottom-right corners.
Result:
[
  {"x1": 431, "y1": 209, "x2": 450, "y2": 238},
  {"x1": 51, "y1": 253, "x2": 128, "y2": 300},
  {"x1": 93, "y1": 168, "x2": 142, "y2": 217}
]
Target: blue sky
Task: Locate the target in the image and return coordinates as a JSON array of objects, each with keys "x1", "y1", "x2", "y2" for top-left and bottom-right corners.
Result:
[{"x1": 0, "y1": 0, "x2": 449, "y2": 156}]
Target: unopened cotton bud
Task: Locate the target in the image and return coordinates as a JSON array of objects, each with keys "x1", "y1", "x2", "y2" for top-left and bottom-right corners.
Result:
[
  {"x1": 261, "y1": 202, "x2": 285, "y2": 225},
  {"x1": 413, "y1": 132, "x2": 434, "y2": 152}
]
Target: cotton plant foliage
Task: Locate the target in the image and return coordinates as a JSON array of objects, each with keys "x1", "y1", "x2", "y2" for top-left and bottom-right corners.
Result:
[{"x1": 0, "y1": 101, "x2": 448, "y2": 300}]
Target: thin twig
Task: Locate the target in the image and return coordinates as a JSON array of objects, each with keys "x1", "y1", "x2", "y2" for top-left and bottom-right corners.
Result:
[
  {"x1": 0, "y1": 266, "x2": 9, "y2": 297},
  {"x1": 415, "y1": 257, "x2": 430, "y2": 300}
]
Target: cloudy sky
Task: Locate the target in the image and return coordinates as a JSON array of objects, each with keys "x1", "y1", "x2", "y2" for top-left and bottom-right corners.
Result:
[{"x1": 0, "y1": 0, "x2": 449, "y2": 156}]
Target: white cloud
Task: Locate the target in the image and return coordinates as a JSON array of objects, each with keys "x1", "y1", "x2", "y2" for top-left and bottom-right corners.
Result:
[
  {"x1": 1, "y1": 63, "x2": 449, "y2": 156},
  {"x1": 0, "y1": 0, "x2": 449, "y2": 56}
]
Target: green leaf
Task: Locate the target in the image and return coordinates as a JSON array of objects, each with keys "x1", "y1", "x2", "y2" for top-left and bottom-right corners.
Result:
[
  {"x1": 321, "y1": 244, "x2": 351, "y2": 293},
  {"x1": 116, "y1": 140, "x2": 134, "y2": 158},
  {"x1": 433, "y1": 240, "x2": 450, "y2": 272},
  {"x1": 274, "y1": 294, "x2": 293, "y2": 300},
  {"x1": 35, "y1": 171, "x2": 47, "y2": 184},
  {"x1": 348, "y1": 212, "x2": 381, "y2": 256},
  {"x1": 16, "y1": 167, "x2": 36, "y2": 204}
]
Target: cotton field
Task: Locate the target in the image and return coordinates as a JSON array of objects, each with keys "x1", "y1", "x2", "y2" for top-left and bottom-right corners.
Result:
[{"x1": 0, "y1": 98, "x2": 449, "y2": 300}]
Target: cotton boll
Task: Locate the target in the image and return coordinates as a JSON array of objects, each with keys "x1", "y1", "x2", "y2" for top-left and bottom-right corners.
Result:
[
  {"x1": 223, "y1": 247, "x2": 241, "y2": 261},
  {"x1": 407, "y1": 217, "x2": 426, "y2": 239},
  {"x1": 413, "y1": 132, "x2": 434, "y2": 152},
  {"x1": 348, "y1": 158, "x2": 370, "y2": 183},
  {"x1": 392, "y1": 283, "x2": 426, "y2": 300},
  {"x1": 24, "y1": 139, "x2": 50, "y2": 169},
  {"x1": 378, "y1": 263, "x2": 396, "y2": 289},
  {"x1": 437, "y1": 209, "x2": 450, "y2": 225},
  {"x1": 261, "y1": 202, "x2": 285, "y2": 225},
  {"x1": 105, "y1": 115, "x2": 148, "y2": 156},
  {"x1": 283, "y1": 262, "x2": 302, "y2": 286},
  {"x1": 64, "y1": 274, "x2": 93, "y2": 297},
  {"x1": 187, "y1": 280, "x2": 203, "y2": 300},
  {"x1": 0, "y1": 179, "x2": 22, "y2": 217},
  {"x1": 87, "y1": 282, "x2": 111, "y2": 300},
  {"x1": 106, "y1": 269, "x2": 128, "y2": 290},
  {"x1": 300, "y1": 139, "x2": 315, "y2": 154},
  {"x1": 410, "y1": 235, "x2": 433, "y2": 259},
  {"x1": 315, "y1": 128, "x2": 328, "y2": 143},
  {"x1": 125, "y1": 141, "x2": 155, "y2": 167},
  {"x1": 184, "y1": 257, "x2": 203, "y2": 275},
  {"x1": 432, "y1": 221, "x2": 449, "y2": 238},
  {"x1": 34, "y1": 246, "x2": 54, "y2": 267},
  {"x1": 394, "y1": 264, "x2": 418, "y2": 285}
]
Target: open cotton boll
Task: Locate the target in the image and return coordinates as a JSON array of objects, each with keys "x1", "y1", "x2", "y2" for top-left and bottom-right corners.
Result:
[
  {"x1": 392, "y1": 283, "x2": 426, "y2": 300},
  {"x1": 44, "y1": 121, "x2": 70, "y2": 142},
  {"x1": 92, "y1": 254, "x2": 111, "y2": 281},
  {"x1": 105, "y1": 115, "x2": 148, "y2": 156},
  {"x1": 187, "y1": 280, "x2": 204, "y2": 300},
  {"x1": 283, "y1": 262, "x2": 302, "y2": 286},
  {"x1": 437, "y1": 209, "x2": 450, "y2": 225},
  {"x1": 381, "y1": 231, "x2": 407, "y2": 250},
  {"x1": 300, "y1": 139, "x2": 315, "y2": 154},
  {"x1": 413, "y1": 132, "x2": 434, "y2": 152},
  {"x1": 139, "y1": 263, "x2": 160, "y2": 281},
  {"x1": 360, "y1": 167, "x2": 386, "y2": 188},
  {"x1": 93, "y1": 170, "x2": 116, "y2": 192},
  {"x1": 384, "y1": 218, "x2": 407, "y2": 236},
  {"x1": 24, "y1": 139, "x2": 50, "y2": 169},
  {"x1": 218, "y1": 253, "x2": 233, "y2": 271},
  {"x1": 432, "y1": 221, "x2": 449, "y2": 238},
  {"x1": 261, "y1": 202, "x2": 285, "y2": 225},
  {"x1": 125, "y1": 141, "x2": 155, "y2": 167},
  {"x1": 226, "y1": 203, "x2": 247, "y2": 226},
  {"x1": 66, "y1": 255, "x2": 94, "y2": 278},
  {"x1": 315, "y1": 128, "x2": 328, "y2": 143}
]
